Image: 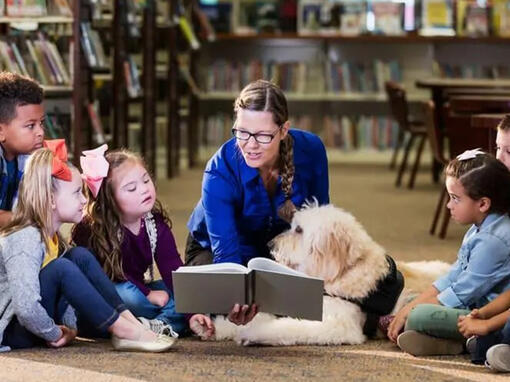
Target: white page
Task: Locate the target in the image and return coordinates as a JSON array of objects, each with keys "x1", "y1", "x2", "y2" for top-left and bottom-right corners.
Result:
[
  {"x1": 247, "y1": 257, "x2": 322, "y2": 280},
  {"x1": 174, "y1": 262, "x2": 248, "y2": 274}
]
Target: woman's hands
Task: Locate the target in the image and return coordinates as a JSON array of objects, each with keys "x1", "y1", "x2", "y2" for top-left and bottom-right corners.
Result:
[
  {"x1": 147, "y1": 290, "x2": 170, "y2": 307},
  {"x1": 47, "y1": 325, "x2": 77, "y2": 348},
  {"x1": 189, "y1": 314, "x2": 215, "y2": 339},
  {"x1": 228, "y1": 304, "x2": 257, "y2": 326}
]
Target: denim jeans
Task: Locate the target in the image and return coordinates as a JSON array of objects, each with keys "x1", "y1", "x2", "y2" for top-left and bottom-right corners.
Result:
[
  {"x1": 2, "y1": 247, "x2": 126, "y2": 349},
  {"x1": 472, "y1": 317, "x2": 510, "y2": 364},
  {"x1": 115, "y1": 280, "x2": 188, "y2": 335}
]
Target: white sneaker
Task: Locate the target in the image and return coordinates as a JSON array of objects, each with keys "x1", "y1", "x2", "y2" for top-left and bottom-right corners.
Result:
[
  {"x1": 138, "y1": 317, "x2": 179, "y2": 339},
  {"x1": 112, "y1": 333, "x2": 175, "y2": 352},
  {"x1": 486, "y1": 344, "x2": 510, "y2": 372}
]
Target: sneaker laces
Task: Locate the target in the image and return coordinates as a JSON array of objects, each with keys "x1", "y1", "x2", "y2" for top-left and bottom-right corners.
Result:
[{"x1": 149, "y1": 319, "x2": 179, "y2": 339}]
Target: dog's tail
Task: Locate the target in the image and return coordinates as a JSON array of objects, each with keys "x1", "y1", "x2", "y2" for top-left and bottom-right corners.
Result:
[{"x1": 397, "y1": 260, "x2": 451, "y2": 294}]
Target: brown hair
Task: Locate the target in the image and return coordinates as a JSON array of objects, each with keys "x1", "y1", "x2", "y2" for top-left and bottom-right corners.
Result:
[
  {"x1": 497, "y1": 114, "x2": 510, "y2": 131},
  {"x1": 0, "y1": 72, "x2": 43, "y2": 124},
  {"x1": 80, "y1": 149, "x2": 170, "y2": 281},
  {"x1": 234, "y1": 80, "x2": 296, "y2": 222},
  {"x1": 445, "y1": 152, "x2": 510, "y2": 214}
]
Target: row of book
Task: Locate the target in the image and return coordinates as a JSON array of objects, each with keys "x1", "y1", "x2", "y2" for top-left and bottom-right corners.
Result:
[
  {"x1": 0, "y1": 34, "x2": 70, "y2": 86},
  {"x1": 200, "y1": 0, "x2": 510, "y2": 38},
  {"x1": 0, "y1": 0, "x2": 72, "y2": 17},
  {"x1": 433, "y1": 62, "x2": 510, "y2": 79},
  {"x1": 321, "y1": 115, "x2": 399, "y2": 150},
  {"x1": 80, "y1": 22, "x2": 107, "y2": 69},
  {"x1": 203, "y1": 59, "x2": 402, "y2": 95},
  {"x1": 199, "y1": 113, "x2": 399, "y2": 151}
]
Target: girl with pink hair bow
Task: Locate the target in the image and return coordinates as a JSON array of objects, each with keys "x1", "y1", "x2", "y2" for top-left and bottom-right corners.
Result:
[{"x1": 73, "y1": 146, "x2": 214, "y2": 340}]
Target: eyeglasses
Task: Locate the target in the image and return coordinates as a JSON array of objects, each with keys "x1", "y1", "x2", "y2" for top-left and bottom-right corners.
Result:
[{"x1": 232, "y1": 126, "x2": 282, "y2": 144}]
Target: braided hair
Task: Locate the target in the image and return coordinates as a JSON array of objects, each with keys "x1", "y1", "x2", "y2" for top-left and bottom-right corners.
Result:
[{"x1": 234, "y1": 80, "x2": 296, "y2": 222}]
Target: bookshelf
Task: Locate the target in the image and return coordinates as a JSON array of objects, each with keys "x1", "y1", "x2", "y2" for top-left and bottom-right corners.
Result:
[
  {"x1": 191, "y1": 0, "x2": 510, "y2": 160},
  {"x1": 0, "y1": 0, "x2": 93, "y2": 162}
]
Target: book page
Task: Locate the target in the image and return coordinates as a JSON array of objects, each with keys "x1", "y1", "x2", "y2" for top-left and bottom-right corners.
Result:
[
  {"x1": 247, "y1": 257, "x2": 321, "y2": 280},
  {"x1": 175, "y1": 262, "x2": 248, "y2": 274}
]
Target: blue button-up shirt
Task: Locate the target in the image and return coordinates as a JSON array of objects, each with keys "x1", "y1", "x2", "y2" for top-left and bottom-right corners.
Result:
[
  {"x1": 187, "y1": 129, "x2": 329, "y2": 265},
  {"x1": 434, "y1": 213, "x2": 510, "y2": 309}
]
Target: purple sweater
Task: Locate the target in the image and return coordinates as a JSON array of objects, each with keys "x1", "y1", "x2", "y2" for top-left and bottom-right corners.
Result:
[{"x1": 72, "y1": 213, "x2": 183, "y2": 296}]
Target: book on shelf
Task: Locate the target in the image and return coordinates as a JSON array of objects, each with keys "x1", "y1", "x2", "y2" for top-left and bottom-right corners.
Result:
[
  {"x1": 371, "y1": 1, "x2": 405, "y2": 36},
  {"x1": 298, "y1": 0, "x2": 322, "y2": 34},
  {"x1": 49, "y1": 0, "x2": 72, "y2": 17},
  {"x1": 178, "y1": 16, "x2": 200, "y2": 50},
  {"x1": 123, "y1": 56, "x2": 142, "y2": 98},
  {"x1": 419, "y1": 0, "x2": 455, "y2": 36},
  {"x1": 6, "y1": 0, "x2": 47, "y2": 17},
  {"x1": 198, "y1": 0, "x2": 232, "y2": 33},
  {"x1": 80, "y1": 22, "x2": 107, "y2": 69},
  {"x1": 172, "y1": 257, "x2": 324, "y2": 320},
  {"x1": 193, "y1": 2, "x2": 216, "y2": 42},
  {"x1": 0, "y1": 36, "x2": 69, "y2": 86},
  {"x1": 87, "y1": 101, "x2": 107, "y2": 145},
  {"x1": 339, "y1": 0, "x2": 367, "y2": 36},
  {"x1": 492, "y1": 0, "x2": 510, "y2": 37},
  {"x1": 460, "y1": 1, "x2": 490, "y2": 37}
]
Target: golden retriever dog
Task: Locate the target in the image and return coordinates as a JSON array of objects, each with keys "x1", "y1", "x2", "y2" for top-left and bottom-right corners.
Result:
[{"x1": 200, "y1": 204, "x2": 450, "y2": 346}]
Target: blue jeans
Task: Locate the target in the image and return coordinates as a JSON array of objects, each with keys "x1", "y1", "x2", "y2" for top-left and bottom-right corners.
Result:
[
  {"x1": 115, "y1": 280, "x2": 188, "y2": 335},
  {"x1": 2, "y1": 247, "x2": 126, "y2": 349},
  {"x1": 472, "y1": 317, "x2": 510, "y2": 364}
]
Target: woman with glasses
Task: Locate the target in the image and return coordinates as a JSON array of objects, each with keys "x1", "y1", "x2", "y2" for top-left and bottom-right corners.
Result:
[{"x1": 185, "y1": 80, "x2": 329, "y2": 325}]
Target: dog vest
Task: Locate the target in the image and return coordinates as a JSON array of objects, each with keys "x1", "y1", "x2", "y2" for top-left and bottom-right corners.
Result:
[{"x1": 325, "y1": 255, "x2": 404, "y2": 337}]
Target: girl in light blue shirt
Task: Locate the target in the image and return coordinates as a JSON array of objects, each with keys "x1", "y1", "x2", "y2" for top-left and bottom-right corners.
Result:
[{"x1": 388, "y1": 150, "x2": 510, "y2": 356}]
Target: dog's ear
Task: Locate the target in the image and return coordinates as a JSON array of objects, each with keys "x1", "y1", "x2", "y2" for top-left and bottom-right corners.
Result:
[{"x1": 309, "y1": 225, "x2": 350, "y2": 282}]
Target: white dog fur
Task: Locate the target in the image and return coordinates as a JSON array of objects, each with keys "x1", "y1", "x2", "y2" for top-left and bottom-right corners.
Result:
[{"x1": 199, "y1": 204, "x2": 450, "y2": 346}]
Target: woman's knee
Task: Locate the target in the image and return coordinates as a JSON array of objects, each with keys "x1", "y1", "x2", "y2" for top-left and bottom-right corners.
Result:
[{"x1": 115, "y1": 282, "x2": 147, "y2": 306}]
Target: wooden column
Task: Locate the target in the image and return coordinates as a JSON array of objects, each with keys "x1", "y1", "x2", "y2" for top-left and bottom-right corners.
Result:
[{"x1": 113, "y1": 0, "x2": 128, "y2": 148}]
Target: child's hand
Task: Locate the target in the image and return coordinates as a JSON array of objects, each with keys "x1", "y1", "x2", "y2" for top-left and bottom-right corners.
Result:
[
  {"x1": 147, "y1": 290, "x2": 169, "y2": 307},
  {"x1": 189, "y1": 314, "x2": 215, "y2": 340},
  {"x1": 468, "y1": 308, "x2": 483, "y2": 319},
  {"x1": 47, "y1": 326, "x2": 77, "y2": 348},
  {"x1": 457, "y1": 315, "x2": 489, "y2": 338}
]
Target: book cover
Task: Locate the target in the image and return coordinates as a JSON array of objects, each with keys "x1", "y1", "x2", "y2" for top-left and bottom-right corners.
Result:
[
  {"x1": 492, "y1": 0, "x2": 510, "y2": 37},
  {"x1": 371, "y1": 1, "x2": 404, "y2": 36},
  {"x1": 339, "y1": 0, "x2": 367, "y2": 36},
  {"x1": 172, "y1": 257, "x2": 324, "y2": 321},
  {"x1": 463, "y1": 3, "x2": 490, "y2": 36},
  {"x1": 6, "y1": 0, "x2": 47, "y2": 16},
  {"x1": 298, "y1": 1, "x2": 322, "y2": 35},
  {"x1": 420, "y1": 0, "x2": 455, "y2": 36}
]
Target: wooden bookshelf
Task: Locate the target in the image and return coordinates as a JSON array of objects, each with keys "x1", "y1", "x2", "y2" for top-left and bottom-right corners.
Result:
[
  {"x1": 213, "y1": 33, "x2": 510, "y2": 44},
  {"x1": 198, "y1": 91, "x2": 428, "y2": 103},
  {"x1": 0, "y1": 16, "x2": 73, "y2": 24}
]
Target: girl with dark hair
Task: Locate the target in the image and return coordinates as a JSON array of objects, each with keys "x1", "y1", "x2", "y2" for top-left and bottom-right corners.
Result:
[
  {"x1": 388, "y1": 150, "x2": 510, "y2": 357},
  {"x1": 186, "y1": 80, "x2": 330, "y2": 325}
]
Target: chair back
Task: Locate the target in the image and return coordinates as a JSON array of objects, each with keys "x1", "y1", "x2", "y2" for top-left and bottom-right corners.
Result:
[
  {"x1": 385, "y1": 81, "x2": 410, "y2": 132},
  {"x1": 423, "y1": 100, "x2": 448, "y2": 165}
]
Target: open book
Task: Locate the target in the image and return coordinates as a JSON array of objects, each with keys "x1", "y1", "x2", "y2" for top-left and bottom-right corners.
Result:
[{"x1": 172, "y1": 258, "x2": 324, "y2": 321}]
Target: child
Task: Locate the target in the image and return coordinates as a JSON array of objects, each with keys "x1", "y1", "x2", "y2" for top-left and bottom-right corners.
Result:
[
  {"x1": 496, "y1": 114, "x2": 510, "y2": 170},
  {"x1": 0, "y1": 140, "x2": 175, "y2": 352},
  {"x1": 387, "y1": 149, "x2": 510, "y2": 356},
  {"x1": 458, "y1": 289, "x2": 510, "y2": 372},
  {"x1": 72, "y1": 146, "x2": 214, "y2": 338},
  {"x1": 0, "y1": 72, "x2": 45, "y2": 227}
]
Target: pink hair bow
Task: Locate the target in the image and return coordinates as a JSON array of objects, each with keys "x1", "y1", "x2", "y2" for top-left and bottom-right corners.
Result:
[
  {"x1": 80, "y1": 144, "x2": 109, "y2": 198},
  {"x1": 456, "y1": 148, "x2": 484, "y2": 161}
]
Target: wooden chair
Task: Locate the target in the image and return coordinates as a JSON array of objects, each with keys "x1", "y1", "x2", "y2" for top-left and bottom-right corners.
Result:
[
  {"x1": 385, "y1": 81, "x2": 427, "y2": 189},
  {"x1": 423, "y1": 101, "x2": 450, "y2": 238},
  {"x1": 428, "y1": 102, "x2": 493, "y2": 239}
]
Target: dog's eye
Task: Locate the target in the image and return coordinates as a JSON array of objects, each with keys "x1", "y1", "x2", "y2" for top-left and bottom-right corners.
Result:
[{"x1": 295, "y1": 225, "x2": 302, "y2": 234}]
